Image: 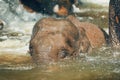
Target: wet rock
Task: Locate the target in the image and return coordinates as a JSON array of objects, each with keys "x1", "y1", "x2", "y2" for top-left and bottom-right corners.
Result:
[
  {"x1": 0, "y1": 36, "x2": 8, "y2": 41},
  {"x1": 7, "y1": 32, "x2": 24, "y2": 37}
]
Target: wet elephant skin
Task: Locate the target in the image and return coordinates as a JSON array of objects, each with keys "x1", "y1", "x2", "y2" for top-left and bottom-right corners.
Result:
[
  {"x1": 29, "y1": 17, "x2": 81, "y2": 63},
  {"x1": 29, "y1": 16, "x2": 107, "y2": 63}
]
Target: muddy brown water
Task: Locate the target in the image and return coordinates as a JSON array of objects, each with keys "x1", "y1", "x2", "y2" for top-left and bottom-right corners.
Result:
[
  {"x1": 0, "y1": 47, "x2": 120, "y2": 80},
  {"x1": 0, "y1": 2, "x2": 120, "y2": 80}
]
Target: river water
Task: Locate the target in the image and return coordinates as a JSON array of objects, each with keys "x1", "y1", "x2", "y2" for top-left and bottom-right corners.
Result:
[{"x1": 0, "y1": 0, "x2": 120, "y2": 80}]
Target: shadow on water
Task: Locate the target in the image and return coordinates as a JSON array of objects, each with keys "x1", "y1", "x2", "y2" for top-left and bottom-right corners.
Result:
[{"x1": 0, "y1": 0, "x2": 120, "y2": 80}]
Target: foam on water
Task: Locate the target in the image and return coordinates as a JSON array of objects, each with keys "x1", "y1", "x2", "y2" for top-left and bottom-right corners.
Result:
[
  {"x1": 0, "y1": 65, "x2": 34, "y2": 70},
  {"x1": 0, "y1": 21, "x2": 35, "y2": 55},
  {"x1": 81, "y1": 0, "x2": 109, "y2": 6}
]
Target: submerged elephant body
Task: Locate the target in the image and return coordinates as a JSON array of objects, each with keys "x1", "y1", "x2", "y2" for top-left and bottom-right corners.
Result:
[
  {"x1": 29, "y1": 17, "x2": 80, "y2": 63},
  {"x1": 29, "y1": 16, "x2": 107, "y2": 63}
]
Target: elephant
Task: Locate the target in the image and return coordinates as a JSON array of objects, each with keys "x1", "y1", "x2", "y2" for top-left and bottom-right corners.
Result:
[
  {"x1": 29, "y1": 16, "x2": 107, "y2": 63},
  {"x1": 28, "y1": 0, "x2": 120, "y2": 63}
]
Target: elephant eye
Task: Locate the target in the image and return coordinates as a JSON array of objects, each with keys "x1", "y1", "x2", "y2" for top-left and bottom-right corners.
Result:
[
  {"x1": 29, "y1": 45, "x2": 33, "y2": 56},
  {"x1": 58, "y1": 49, "x2": 69, "y2": 59}
]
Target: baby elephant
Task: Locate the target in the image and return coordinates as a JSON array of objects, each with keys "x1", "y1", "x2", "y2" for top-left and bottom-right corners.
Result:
[
  {"x1": 29, "y1": 16, "x2": 107, "y2": 63},
  {"x1": 29, "y1": 17, "x2": 80, "y2": 63}
]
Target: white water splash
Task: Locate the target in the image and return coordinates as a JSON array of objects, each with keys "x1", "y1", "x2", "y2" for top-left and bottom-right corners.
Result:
[
  {"x1": 0, "y1": 65, "x2": 34, "y2": 70},
  {"x1": 81, "y1": 0, "x2": 109, "y2": 6}
]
